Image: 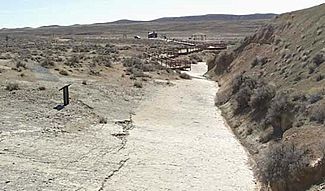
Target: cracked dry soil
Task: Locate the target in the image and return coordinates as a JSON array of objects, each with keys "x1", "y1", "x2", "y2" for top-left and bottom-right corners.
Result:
[{"x1": 0, "y1": 63, "x2": 256, "y2": 191}]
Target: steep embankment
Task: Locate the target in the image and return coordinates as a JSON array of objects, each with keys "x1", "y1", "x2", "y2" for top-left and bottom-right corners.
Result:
[{"x1": 208, "y1": 3, "x2": 325, "y2": 191}]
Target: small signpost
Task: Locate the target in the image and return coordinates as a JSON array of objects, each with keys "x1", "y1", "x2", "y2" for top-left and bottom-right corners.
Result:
[{"x1": 59, "y1": 84, "x2": 71, "y2": 106}]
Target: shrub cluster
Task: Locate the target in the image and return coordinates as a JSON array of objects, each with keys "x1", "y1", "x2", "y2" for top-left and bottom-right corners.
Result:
[
  {"x1": 313, "y1": 53, "x2": 324, "y2": 66},
  {"x1": 65, "y1": 55, "x2": 81, "y2": 67},
  {"x1": 6, "y1": 83, "x2": 19, "y2": 91},
  {"x1": 211, "y1": 52, "x2": 234, "y2": 75},
  {"x1": 41, "y1": 57, "x2": 55, "y2": 68},
  {"x1": 250, "y1": 86, "x2": 275, "y2": 112},
  {"x1": 256, "y1": 143, "x2": 309, "y2": 190},
  {"x1": 93, "y1": 55, "x2": 112, "y2": 67},
  {"x1": 266, "y1": 92, "x2": 295, "y2": 138},
  {"x1": 251, "y1": 56, "x2": 268, "y2": 68},
  {"x1": 15, "y1": 60, "x2": 27, "y2": 69},
  {"x1": 123, "y1": 57, "x2": 143, "y2": 68},
  {"x1": 310, "y1": 103, "x2": 325, "y2": 124},
  {"x1": 231, "y1": 74, "x2": 296, "y2": 138}
]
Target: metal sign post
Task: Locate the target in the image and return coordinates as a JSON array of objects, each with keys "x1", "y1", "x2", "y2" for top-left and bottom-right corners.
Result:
[{"x1": 59, "y1": 84, "x2": 71, "y2": 106}]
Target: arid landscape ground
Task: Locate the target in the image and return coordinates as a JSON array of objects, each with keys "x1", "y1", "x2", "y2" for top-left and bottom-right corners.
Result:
[
  {"x1": 0, "y1": 3, "x2": 324, "y2": 191},
  {"x1": 0, "y1": 14, "x2": 269, "y2": 190}
]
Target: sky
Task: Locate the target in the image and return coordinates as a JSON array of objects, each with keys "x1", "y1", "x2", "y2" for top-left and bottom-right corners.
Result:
[{"x1": 0, "y1": 0, "x2": 324, "y2": 28}]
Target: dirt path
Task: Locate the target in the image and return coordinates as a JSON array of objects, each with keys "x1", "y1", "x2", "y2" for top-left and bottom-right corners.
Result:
[{"x1": 105, "y1": 63, "x2": 256, "y2": 190}]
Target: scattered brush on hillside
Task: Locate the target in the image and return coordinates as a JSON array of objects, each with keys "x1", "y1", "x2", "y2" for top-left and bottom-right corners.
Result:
[
  {"x1": 65, "y1": 55, "x2": 82, "y2": 68},
  {"x1": 41, "y1": 57, "x2": 55, "y2": 68},
  {"x1": 207, "y1": 52, "x2": 234, "y2": 75},
  {"x1": 92, "y1": 55, "x2": 112, "y2": 68},
  {"x1": 209, "y1": 3, "x2": 325, "y2": 190}
]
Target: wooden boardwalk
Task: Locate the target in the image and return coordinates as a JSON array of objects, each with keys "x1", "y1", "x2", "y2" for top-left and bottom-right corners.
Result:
[
  {"x1": 149, "y1": 39, "x2": 227, "y2": 71},
  {"x1": 165, "y1": 59, "x2": 191, "y2": 70}
]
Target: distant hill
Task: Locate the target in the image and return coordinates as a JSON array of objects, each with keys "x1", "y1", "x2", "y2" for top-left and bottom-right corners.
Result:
[
  {"x1": 152, "y1": 13, "x2": 277, "y2": 22},
  {"x1": 0, "y1": 13, "x2": 275, "y2": 40},
  {"x1": 109, "y1": 19, "x2": 142, "y2": 24}
]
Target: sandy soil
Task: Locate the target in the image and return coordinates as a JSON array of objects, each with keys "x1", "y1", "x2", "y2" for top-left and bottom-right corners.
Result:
[
  {"x1": 0, "y1": 66, "x2": 146, "y2": 190},
  {"x1": 105, "y1": 63, "x2": 256, "y2": 191}
]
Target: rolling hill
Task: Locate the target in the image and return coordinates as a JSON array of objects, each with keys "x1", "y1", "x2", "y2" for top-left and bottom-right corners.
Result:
[{"x1": 0, "y1": 14, "x2": 276, "y2": 41}]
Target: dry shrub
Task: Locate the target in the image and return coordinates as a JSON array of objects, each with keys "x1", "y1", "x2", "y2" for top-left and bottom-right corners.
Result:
[
  {"x1": 123, "y1": 57, "x2": 143, "y2": 68},
  {"x1": 210, "y1": 52, "x2": 234, "y2": 75},
  {"x1": 266, "y1": 92, "x2": 295, "y2": 138},
  {"x1": 41, "y1": 57, "x2": 55, "y2": 68},
  {"x1": 250, "y1": 85, "x2": 275, "y2": 112},
  {"x1": 232, "y1": 74, "x2": 258, "y2": 94},
  {"x1": 16, "y1": 60, "x2": 27, "y2": 69},
  {"x1": 310, "y1": 103, "x2": 325, "y2": 124},
  {"x1": 251, "y1": 56, "x2": 268, "y2": 68},
  {"x1": 59, "y1": 70, "x2": 69, "y2": 76},
  {"x1": 313, "y1": 53, "x2": 324, "y2": 66},
  {"x1": 89, "y1": 69, "x2": 100, "y2": 76},
  {"x1": 6, "y1": 83, "x2": 19, "y2": 91},
  {"x1": 179, "y1": 73, "x2": 191, "y2": 80},
  {"x1": 38, "y1": 86, "x2": 46, "y2": 91},
  {"x1": 65, "y1": 55, "x2": 81, "y2": 67},
  {"x1": 235, "y1": 87, "x2": 252, "y2": 113},
  {"x1": 134, "y1": 81, "x2": 143, "y2": 88},
  {"x1": 256, "y1": 143, "x2": 309, "y2": 191},
  {"x1": 99, "y1": 116, "x2": 107, "y2": 124},
  {"x1": 93, "y1": 55, "x2": 112, "y2": 67},
  {"x1": 189, "y1": 54, "x2": 203, "y2": 63},
  {"x1": 316, "y1": 74, "x2": 324, "y2": 82},
  {"x1": 308, "y1": 93, "x2": 323, "y2": 104}
]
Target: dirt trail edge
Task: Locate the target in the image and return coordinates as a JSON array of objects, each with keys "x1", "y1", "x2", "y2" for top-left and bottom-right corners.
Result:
[{"x1": 105, "y1": 63, "x2": 256, "y2": 191}]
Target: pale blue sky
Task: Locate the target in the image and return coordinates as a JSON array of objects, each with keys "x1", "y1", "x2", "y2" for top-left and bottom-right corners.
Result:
[{"x1": 0, "y1": 0, "x2": 324, "y2": 28}]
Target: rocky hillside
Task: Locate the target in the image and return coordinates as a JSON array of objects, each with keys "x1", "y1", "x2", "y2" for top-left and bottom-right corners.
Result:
[{"x1": 208, "y1": 3, "x2": 325, "y2": 191}]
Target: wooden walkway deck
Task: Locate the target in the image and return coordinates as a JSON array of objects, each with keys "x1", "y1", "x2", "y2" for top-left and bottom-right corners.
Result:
[{"x1": 149, "y1": 39, "x2": 227, "y2": 71}]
